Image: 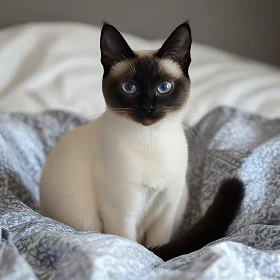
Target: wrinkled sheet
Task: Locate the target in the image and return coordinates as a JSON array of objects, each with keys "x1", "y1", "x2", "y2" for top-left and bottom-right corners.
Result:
[{"x1": 1, "y1": 107, "x2": 280, "y2": 279}]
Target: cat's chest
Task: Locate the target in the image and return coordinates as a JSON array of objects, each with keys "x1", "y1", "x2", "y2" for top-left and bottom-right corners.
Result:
[{"x1": 97, "y1": 128, "x2": 188, "y2": 189}]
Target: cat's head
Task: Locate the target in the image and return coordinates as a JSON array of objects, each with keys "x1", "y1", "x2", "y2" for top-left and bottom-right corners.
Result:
[{"x1": 100, "y1": 22, "x2": 192, "y2": 126}]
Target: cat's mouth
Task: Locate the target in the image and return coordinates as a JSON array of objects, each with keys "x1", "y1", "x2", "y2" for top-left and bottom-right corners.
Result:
[
  {"x1": 135, "y1": 107, "x2": 169, "y2": 126},
  {"x1": 142, "y1": 118, "x2": 156, "y2": 126},
  {"x1": 114, "y1": 108, "x2": 164, "y2": 126},
  {"x1": 140, "y1": 112, "x2": 161, "y2": 126}
]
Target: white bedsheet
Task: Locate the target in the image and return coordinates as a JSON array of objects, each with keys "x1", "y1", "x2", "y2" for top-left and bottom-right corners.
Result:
[{"x1": 0, "y1": 23, "x2": 279, "y2": 124}]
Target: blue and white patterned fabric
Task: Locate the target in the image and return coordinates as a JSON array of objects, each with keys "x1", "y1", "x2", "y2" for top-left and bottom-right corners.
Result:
[{"x1": 1, "y1": 107, "x2": 280, "y2": 280}]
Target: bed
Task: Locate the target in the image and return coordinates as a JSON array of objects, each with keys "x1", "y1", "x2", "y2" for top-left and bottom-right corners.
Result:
[{"x1": 1, "y1": 23, "x2": 280, "y2": 280}]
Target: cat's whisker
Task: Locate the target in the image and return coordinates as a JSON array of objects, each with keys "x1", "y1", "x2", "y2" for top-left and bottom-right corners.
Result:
[
  {"x1": 113, "y1": 112, "x2": 132, "y2": 116},
  {"x1": 112, "y1": 109, "x2": 131, "y2": 111},
  {"x1": 185, "y1": 127, "x2": 199, "y2": 144},
  {"x1": 163, "y1": 112, "x2": 174, "y2": 121},
  {"x1": 166, "y1": 114, "x2": 199, "y2": 144},
  {"x1": 113, "y1": 124, "x2": 122, "y2": 139},
  {"x1": 111, "y1": 107, "x2": 132, "y2": 110},
  {"x1": 102, "y1": 124, "x2": 113, "y2": 139},
  {"x1": 110, "y1": 108, "x2": 133, "y2": 115},
  {"x1": 187, "y1": 124, "x2": 201, "y2": 137}
]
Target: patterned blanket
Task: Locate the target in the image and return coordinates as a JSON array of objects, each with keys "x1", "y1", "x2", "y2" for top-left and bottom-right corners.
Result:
[{"x1": 1, "y1": 107, "x2": 280, "y2": 280}]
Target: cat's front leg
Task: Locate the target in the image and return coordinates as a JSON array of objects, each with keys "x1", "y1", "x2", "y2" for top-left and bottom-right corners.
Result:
[
  {"x1": 102, "y1": 209, "x2": 137, "y2": 241},
  {"x1": 101, "y1": 190, "x2": 144, "y2": 242},
  {"x1": 145, "y1": 205, "x2": 177, "y2": 248},
  {"x1": 145, "y1": 185, "x2": 188, "y2": 248}
]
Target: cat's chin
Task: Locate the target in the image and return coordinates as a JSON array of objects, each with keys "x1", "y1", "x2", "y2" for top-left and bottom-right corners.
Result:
[{"x1": 141, "y1": 118, "x2": 157, "y2": 126}]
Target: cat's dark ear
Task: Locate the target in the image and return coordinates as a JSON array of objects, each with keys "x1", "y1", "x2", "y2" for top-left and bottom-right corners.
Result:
[
  {"x1": 100, "y1": 22, "x2": 135, "y2": 75},
  {"x1": 156, "y1": 21, "x2": 192, "y2": 76}
]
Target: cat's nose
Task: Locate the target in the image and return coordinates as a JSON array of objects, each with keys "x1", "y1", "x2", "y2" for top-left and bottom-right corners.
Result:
[{"x1": 140, "y1": 104, "x2": 156, "y2": 114}]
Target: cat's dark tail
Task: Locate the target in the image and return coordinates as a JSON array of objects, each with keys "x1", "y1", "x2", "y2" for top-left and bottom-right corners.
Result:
[{"x1": 149, "y1": 177, "x2": 245, "y2": 261}]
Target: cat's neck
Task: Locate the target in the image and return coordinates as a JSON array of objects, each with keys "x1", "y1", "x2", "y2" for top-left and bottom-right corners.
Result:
[{"x1": 98, "y1": 108, "x2": 184, "y2": 135}]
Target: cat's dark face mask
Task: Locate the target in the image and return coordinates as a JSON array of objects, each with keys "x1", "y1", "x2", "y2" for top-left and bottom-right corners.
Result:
[{"x1": 100, "y1": 22, "x2": 192, "y2": 126}]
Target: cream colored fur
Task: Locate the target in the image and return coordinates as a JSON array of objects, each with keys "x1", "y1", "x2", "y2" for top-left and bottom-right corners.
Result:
[{"x1": 40, "y1": 108, "x2": 188, "y2": 247}]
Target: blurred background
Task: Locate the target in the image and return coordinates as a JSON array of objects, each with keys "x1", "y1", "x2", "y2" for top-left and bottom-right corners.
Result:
[
  {"x1": 0, "y1": 0, "x2": 279, "y2": 66},
  {"x1": 0, "y1": 0, "x2": 279, "y2": 123}
]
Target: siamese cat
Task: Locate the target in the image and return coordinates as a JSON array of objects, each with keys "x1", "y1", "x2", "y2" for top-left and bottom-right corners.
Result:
[{"x1": 40, "y1": 22, "x2": 244, "y2": 261}]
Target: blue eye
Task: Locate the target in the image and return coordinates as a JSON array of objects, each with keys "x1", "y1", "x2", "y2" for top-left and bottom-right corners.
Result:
[
  {"x1": 122, "y1": 82, "x2": 137, "y2": 94},
  {"x1": 157, "y1": 81, "x2": 173, "y2": 94}
]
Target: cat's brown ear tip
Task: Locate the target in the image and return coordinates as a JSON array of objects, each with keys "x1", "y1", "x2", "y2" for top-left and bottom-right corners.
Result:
[
  {"x1": 102, "y1": 21, "x2": 111, "y2": 27},
  {"x1": 181, "y1": 21, "x2": 191, "y2": 32},
  {"x1": 101, "y1": 21, "x2": 117, "y2": 33},
  {"x1": 100, "y1": 22, "x2": 119, "y2": 42},
  {"x1": 101, "y1": 21, "x2": 111, "y2": 31},
  {"x1": 101, "y1": 21, "x2": 108, "y2": 36}
]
